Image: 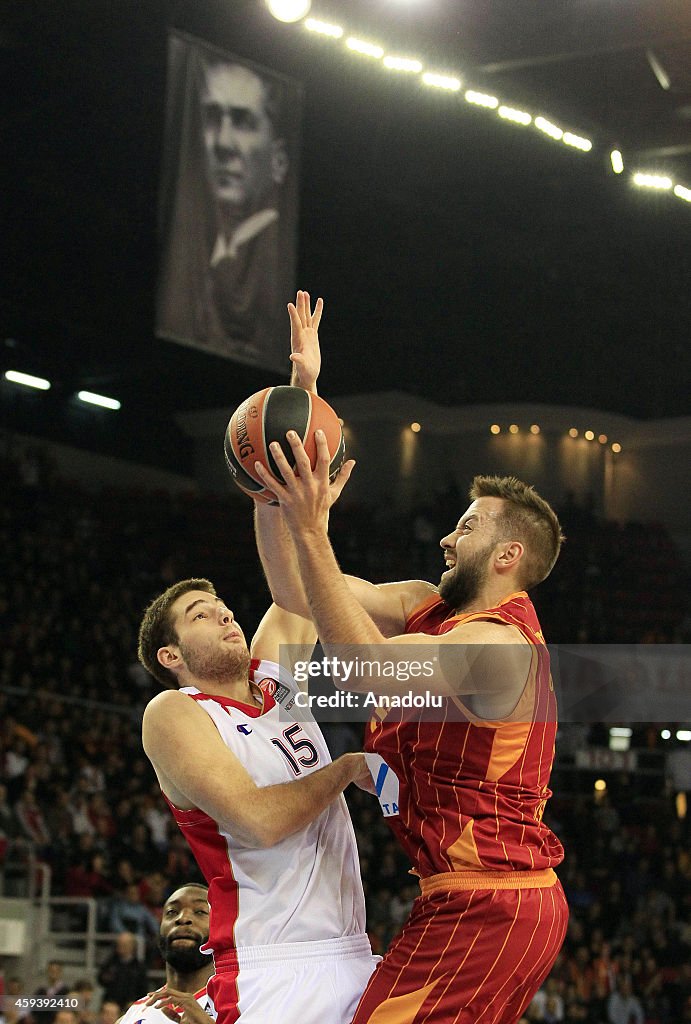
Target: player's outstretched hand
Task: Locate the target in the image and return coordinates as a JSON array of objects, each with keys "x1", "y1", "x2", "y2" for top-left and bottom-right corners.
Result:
[
  {"x1": 289, "y1": 290, "x2": 323, "y2": 394},
  {"x1": 254, "y1": 429, "x2": 355, "y2": 530},
  {"x1": 144, "y1": 987, "x2": 211, "y2": 1024}
]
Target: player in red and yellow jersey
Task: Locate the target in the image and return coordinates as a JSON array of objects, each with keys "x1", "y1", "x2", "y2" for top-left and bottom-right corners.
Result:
[{"x1": 254, "y1": 295, "x2": 569, "y2": 1022}]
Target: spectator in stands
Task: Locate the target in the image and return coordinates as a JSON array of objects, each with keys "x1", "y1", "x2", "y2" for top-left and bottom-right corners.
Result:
[
  {"x1": 607, "y1": 977, "x2": 644, "y2": 1024},
  {"x1": 14, "y1": 790, "x2": 50, "y2": 849},
  {"x1": 97, "y1": 933, "x2": 148, "y2": 1012},
  {"x1": 67, "y1": 980, "x2": 96, "y2": 1024},
  {"x1": 108, "y1": 884, "x2": 159, "y2": 941},
  {"x1": 53, "y1": 1013, "x2": 78, "y2": 1024},
  {"x1": 96, "y1": 1003, "x2": 120, "y2": 1024},
  {"x1": 33, "y1": 961, "x2": 70, "y2": 1024}
]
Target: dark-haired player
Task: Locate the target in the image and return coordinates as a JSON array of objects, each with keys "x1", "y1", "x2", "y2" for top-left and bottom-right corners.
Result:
[
  {"x1": 137, "y1": 296, "x2": 377, "y2": 1024},
  {"x1": 118, "y1": 884, "x2": 213, "y2": 1024}
]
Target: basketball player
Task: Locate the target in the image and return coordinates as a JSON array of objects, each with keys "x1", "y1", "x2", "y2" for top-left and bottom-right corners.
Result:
[
  {"x1": 138, "y1": 579, "x2": 377, "y2": 1019},
  {"x1": 119, "y1": 884, "x2": 214, "y2": 1024},
  {"x1": 253, "y1": 294, "x2": 569, "y2": 1023}
]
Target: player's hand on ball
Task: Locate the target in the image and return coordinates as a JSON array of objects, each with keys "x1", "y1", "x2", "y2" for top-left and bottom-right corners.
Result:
[{"x1": 254, "y1": 429, "x2": 355, "y2": 529}]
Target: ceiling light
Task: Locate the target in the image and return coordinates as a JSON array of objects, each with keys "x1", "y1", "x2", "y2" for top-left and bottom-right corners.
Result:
[
  {"x1": 4, "y1": 370, "x2": 51, "y2": 391},
  {"x1": 610, "y1": 150, "x2": 624, "y2": 174},
  {"x1": 611, "y1": 442, "x2": 622, "y2": 453},
  {"x1": 530, "y1": 424, "x2": 540, "y2": 434},
  {"x1": 562, "y1": 132, "x2": 592, "y2": 152},
  {"x1": 568, "y1": 427, "x2": 578, "y2": 438},
  {"x1": 490, "y1": 424, "x2": 501, "y2": 435},
  {"x1": 633, "y1": 173, "x2": 672, "y2": 190},
  {"x1": 345, "y1": 37, "x2": 384, "y2": 58},
  {"x1": 673, "y1": 184, "x2": 691, "y2": 202},
  {"x1": 584, "y1": 430, "x2": 595, "y2": 441},
  {"x1": 383, "y1": 56, "x2": 423, "y2": 73},
  {"x1": 498, "y1": 105, "x2": 532, "y2": 126},
  {"x1": 305, "y1": 17, "x2": 343, "y2": 38},
  {"x1": 267, "y1": 0, "x2": 311, "y2": 22},
  {"x1": 410, "y1": 421, "x2": 421, "y2": 433},
  {"x1": 77, "y1": 390, "x2": 121, "y2": 411},
  {"x1": 422, "y1": 72, "x2": 461, "y2": 91},
  {"x1": 509, "y1": 424, "x2": 519, "y2": 434},
  {"x1": 535, "y1": 117, "x2": 562, "y2": 140},
  {"x1": 464, "y1": 90, "x2": 498, "y2": 109}
]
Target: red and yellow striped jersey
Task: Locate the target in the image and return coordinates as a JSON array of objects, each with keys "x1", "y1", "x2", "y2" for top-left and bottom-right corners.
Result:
[{"x1": 364, "y1": 591, "x2": 564, "y2": 876}]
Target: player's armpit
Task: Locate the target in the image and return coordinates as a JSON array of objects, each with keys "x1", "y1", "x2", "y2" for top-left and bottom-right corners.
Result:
[
  {"x1": 251, "y1": 603, "x2": 317, "y2": 670},
  {"x1": 343, "y1": 576, "x2": 436, "y2": 637}
]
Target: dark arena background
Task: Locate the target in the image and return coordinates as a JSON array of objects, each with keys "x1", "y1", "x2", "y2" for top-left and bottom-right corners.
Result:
[{"x1": 1, "y1": 2, "x2": 690, "y2": 1023}]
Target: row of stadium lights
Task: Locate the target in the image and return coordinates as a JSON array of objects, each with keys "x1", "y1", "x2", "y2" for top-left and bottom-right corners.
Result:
[
  {"x1": 0, "y1": 378, "x2": 625, "y2": 454},
  {"x1": 296, "y1": 15, "x2": 691, "y2": 204},
  {"x1": 610, "y1": 726, "x2": 691, "y2": 749},
  {"x1": 405, "y1": 420, "x2": 623, "y2": 453},
  {"x1": 2, "y1": 371, "x2": 121, "y2": 410},
  {"x1": 598, "y1": 726, "x2": 689, "y2": 815}
]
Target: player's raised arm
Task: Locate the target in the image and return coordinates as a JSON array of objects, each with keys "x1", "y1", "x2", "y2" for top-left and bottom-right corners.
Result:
[
  {"x1": 255, "y1": 291, "x2": 434, "y2": 633},
  {"x1": 288, "y1": 289, "x2": 322, "y2": 394},
  {"x1": 254, "y1": 290, "x2": 322, "y2": 617}
]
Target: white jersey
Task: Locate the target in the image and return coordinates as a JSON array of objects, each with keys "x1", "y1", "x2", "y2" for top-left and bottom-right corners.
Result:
[
  {"x1": 118, "y1": 986, "x2": 213, "y2": 1024},
  {"x1": 165, "y1": 659, "x2": 366, "y2": 952}
]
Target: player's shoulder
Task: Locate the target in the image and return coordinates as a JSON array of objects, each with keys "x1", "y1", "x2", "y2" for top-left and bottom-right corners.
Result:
[
  {"x1": 393, "y1": 579, "x2": 439, "y2": 616},
  {"x1": 144, "y1": 687, "x2": 194, "y2": 718},
  {"x1": 447, "y1": 618, "x2": 528, "y2": 645}
]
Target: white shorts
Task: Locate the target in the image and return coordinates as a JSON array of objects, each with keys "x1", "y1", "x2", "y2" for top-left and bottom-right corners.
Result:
[{"x1": 207, "y1": 934, "x2": 379, "y2": 1024}]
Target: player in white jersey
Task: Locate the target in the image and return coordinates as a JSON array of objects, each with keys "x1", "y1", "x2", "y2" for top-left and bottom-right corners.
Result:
[
  {"x1": 138, "y1": 578, "x2": 377, "y2": 1024},
  {"x1": 118, "y1": 884, "x2": 214, "y2": 1024}
]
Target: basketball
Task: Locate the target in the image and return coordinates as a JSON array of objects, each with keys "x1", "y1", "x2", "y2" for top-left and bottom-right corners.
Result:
[{"x1": 224, "y1": 385, "x2": 346, "y2": 503}]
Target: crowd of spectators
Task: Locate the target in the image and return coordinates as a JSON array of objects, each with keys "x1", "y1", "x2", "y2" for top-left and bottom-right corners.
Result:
[{"x1": 1, "y1": 446, "x2": 689, "y2": 1023}]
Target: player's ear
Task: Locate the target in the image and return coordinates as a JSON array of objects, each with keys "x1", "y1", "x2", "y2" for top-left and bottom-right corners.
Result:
[
  {"x1": 271, "y1": 139, "x2": 289, "y2": 186},
  {"x1": 495, "y1": 541, "x2": 524, "y2": 572},
  {"x1": 157, "y1": 645, "x2": 182, "y2": 671}
]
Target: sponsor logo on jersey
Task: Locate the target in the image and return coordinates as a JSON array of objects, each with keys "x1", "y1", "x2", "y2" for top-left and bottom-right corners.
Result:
[
  {"x1": 257, "y1": 678, "x2": 291, "y2": 705},
  {"x1": 365, "y1": 753, "x2": 400, "y2": 817}
]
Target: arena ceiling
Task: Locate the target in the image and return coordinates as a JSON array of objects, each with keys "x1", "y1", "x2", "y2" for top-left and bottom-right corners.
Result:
[{"x1": 1, "y1": 0, "x2": 690, "y2": 473}]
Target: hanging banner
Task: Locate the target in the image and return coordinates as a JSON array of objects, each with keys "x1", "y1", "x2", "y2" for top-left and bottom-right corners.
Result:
[{"x1": 157, "y1": 31, "x2": 302, "y2": 372}]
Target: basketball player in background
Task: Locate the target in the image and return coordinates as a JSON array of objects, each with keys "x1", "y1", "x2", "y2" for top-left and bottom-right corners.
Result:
[
  {"x1": 119, "y1": 884, "x2": 214, "y2": 1024},
  {"x1": 137, "y1": 334, "x2": 378, "y2": 1022},
  {"x1": 254, "y1": 293, "x2": 569, "y2": 1023}
]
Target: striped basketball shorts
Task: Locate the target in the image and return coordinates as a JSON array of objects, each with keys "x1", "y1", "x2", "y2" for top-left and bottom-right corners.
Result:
[
  {"x1": 207, "y1": 934, "x2": 378, "y2": 1024},
  {"x1": 351, "y1": 869, "x2": 568, "y2": 1024}
]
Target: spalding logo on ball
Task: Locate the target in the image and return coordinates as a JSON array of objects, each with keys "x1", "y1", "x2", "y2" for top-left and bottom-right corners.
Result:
[{"x1": 224, "y1": 386, "x2": 346, "y2": 504}]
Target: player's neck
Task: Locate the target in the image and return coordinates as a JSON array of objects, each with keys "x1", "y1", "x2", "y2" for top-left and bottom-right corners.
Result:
[
  {"x1": 165, "y1": 965, "x2": 213, "y2": 994},
  {"x1": 181, "y1": 674, "x2": 262, "y2": 706},
  {"x1": 452, "y1": 579, "x2": 523, "y2": 616}
]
